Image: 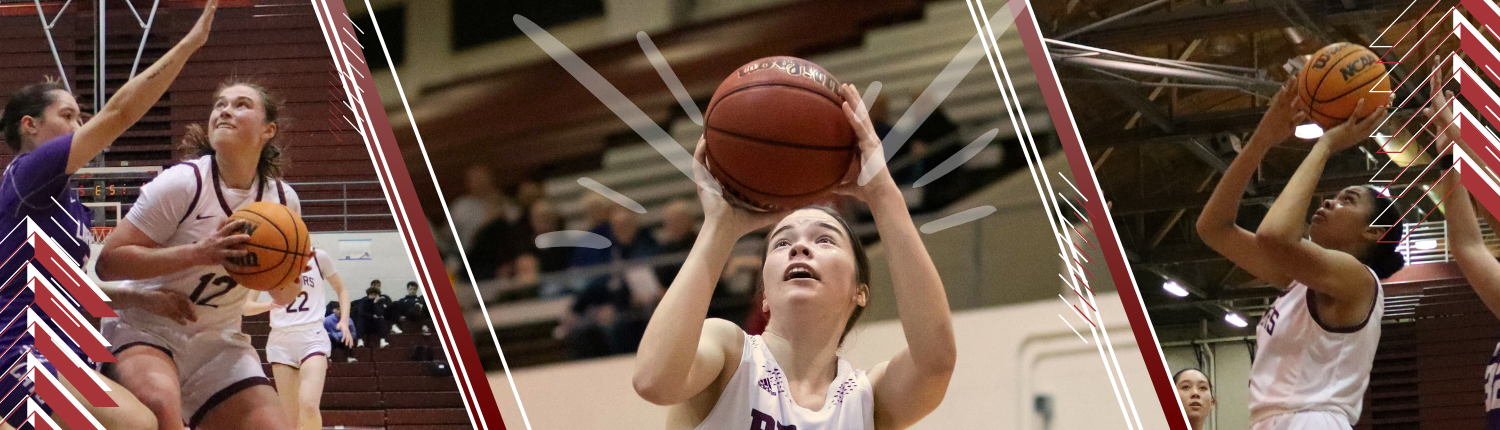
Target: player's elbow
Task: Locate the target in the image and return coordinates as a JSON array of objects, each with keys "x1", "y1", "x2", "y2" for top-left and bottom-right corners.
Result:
[
  {"x1": 632, "y1": 371, "x2": 686, "y2": 406},
  {"x1": 1254, "y1": 227, "x2": 1300, "y2": 252},
  {"x1": 94, "y1": 250, "x2": 126, "y2": 281}
]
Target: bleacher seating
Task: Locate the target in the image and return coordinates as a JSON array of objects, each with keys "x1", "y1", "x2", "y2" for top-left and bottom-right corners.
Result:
[{"x1": 242, "y1": 314, "x2": 472, "y2": 429}]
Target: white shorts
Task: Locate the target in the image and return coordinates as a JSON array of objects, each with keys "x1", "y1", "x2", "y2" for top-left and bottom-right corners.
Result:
[
  {"x1": 1250, "y1": 410, "x2": 1352, "y2": 430},
  {"x1": 265, "y1": 323, "x2": 331, "y2": 368},
  {"x1": 100, "y1": 318, "x2": 270, "y2": 428}
]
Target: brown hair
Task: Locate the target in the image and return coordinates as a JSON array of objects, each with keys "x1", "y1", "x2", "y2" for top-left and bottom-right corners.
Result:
[
  {"x1": 177, "y1": 79, "x2": 287, "y2": 178},
  {"x1": 1, "y1": 81, "x2": 70, "y2": 153},
  {"x1": 754, "y1": 206, "x2": 871, "y2": 345}
]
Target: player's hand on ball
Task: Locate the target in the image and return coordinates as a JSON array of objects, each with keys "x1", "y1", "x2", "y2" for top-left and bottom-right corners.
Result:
[
  {"x1": 193, "y1": 219, "x2": 251, "y2": 267},
  {"x1": 692, "y1": 135, "x2": 788, "y2": 238},
  {"x1": 1254, "y1": 77, "x2": 1309, "y2": 147},
  {"x1": 836, "y1": 83, "x2": 898, "y2": 203},
  {"x1": 1318, "y1": 99, "x2": 1387, "y2": 153}
]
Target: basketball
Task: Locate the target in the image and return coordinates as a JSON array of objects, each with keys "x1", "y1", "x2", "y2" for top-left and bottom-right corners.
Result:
[
  {"x1": 703, "y1": 56, "x2": 857, "y2": 211},
  {"x1": 1297, "y1": 42, "x2": 1391, "y2": 128},
  {"x1": 225, "y1": 201, "x2": 311, "y2": 291}
]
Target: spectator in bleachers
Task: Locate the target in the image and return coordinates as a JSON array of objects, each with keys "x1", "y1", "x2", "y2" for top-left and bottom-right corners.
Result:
[
  {"x1": 527, "y1": 200, "x2": 571, "y2": 273},
  {"x1": 388, "y1": 281, "x2": 432, "y2": 334},
  {"x1": 654, "y1": 199, "x2": 698, "y2": 285},
  {"x1": 495, "y1": 253, "x2": 544, "y2": 303},
  {"x1": 569, "y1": 193, "x2": 618, "y2": 269},
  {"x1": 468, "y1": 185, "x2": 531, "y2": 282},
  {"x1": 350, "y1": 281, "x2": 393, "y2": 348},
  {"x1": 324, "y1": 313, "x2": 358, "y2": 362},
  {"x1": 449, "y1": 165, "x2": 504, "y2": 246},
  {"x1": 559, "y1": 206, "x2": 662, "y2": 358}
]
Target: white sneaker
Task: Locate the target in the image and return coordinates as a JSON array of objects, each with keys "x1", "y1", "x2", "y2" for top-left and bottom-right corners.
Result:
[
  {"x1": 391, "y1": 326, "x2": 403, "y2": 334},
  {"x1": 356, "y1": 339, "x2": 365, "y2": 347},
  {"x1": 422, "y1": 325, "x2": 431, "y2": 334},
  {"x1": 379, "y1": 339, "x2": 390, "y2": 348},
  {"x1": 347, "y1": 356, "x2": 358, "y2": 363}
]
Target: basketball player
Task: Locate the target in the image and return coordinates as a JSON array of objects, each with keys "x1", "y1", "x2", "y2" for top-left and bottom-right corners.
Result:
[
  {"x1": 243, "y1": 247, "x2": 351, "y2": 430},
  {"x1": 0, "y1": 2, "x2": 220, "y2": 428},
  {"x1": 94, "y1": 79, "x2": 303, "y2": 429},
  {"x1": 1416, "y1": 66, "x2": 1500, "y2": 428},
  {"x1": 1196, "y1": 78, "x2": 1400, "y2": 430},
  {"x1": 633, "y1": 84, "x2": 956, "y2": 429},
  {"x1": 1174, "y1": 368, "x2": 1216, "y2": 430}
]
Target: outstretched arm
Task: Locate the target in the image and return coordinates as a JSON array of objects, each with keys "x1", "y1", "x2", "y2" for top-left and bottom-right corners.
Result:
[
  {"x1": 1196, "y1": 79, "x2": 1304, "y2": 289},
  {"x1": 632, "y1": 138, "x2": 787, "y2": 406},
  {"x1": 66, "y1": 0, "x2": 218, "y2": 173},
  {"x1": 1444, "y1": 176, "x2": 1500, "y2": 316},
  {"x1": 838, "y1": 84, "x2": 956, "y2": 430},
  {"x1": 1253, "y1": 101, "x2": 1388, "y2": 300}
]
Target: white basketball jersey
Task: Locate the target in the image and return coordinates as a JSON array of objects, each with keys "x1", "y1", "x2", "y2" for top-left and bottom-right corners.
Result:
[
  {"x1": 114, "y1": 155, "x2": 300, "y2": 333},
  {"x1": 695, "y1": 335, "x2": 873, "y2": 430},
  {"x1": 271, "y1": 249, "x2": 332, "y2": 328},
  {"x1": 1249, "y1": 270, "x2": 1383, "y2": 426}
]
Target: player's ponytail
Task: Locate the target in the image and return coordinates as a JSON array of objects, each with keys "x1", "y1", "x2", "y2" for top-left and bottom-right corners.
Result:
[
  {"x1": 1362, "y1": 186, "x2": 1407, "y2": 279},
  {"x1": 178, "y1": 78, "x2": 288, "y2": 179}
]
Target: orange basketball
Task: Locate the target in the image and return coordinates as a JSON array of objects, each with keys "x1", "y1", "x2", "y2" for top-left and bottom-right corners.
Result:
[
  {"x1": 703, "y1": 56, "x2": 856, "y2": 211},
  {"x1": 1298, "y1": 42, "x2": 1391, "y2": 128},
  {"x1": 225, "y1": 201, "x2": 310, "y2": 291}
]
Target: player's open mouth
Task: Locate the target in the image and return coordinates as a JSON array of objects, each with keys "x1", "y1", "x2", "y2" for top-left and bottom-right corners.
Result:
[{"x1": 784, "y1": 263, "x2": 820, "y2": 282}]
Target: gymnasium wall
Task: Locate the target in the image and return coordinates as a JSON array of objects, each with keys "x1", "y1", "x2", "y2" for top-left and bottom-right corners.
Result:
[
  {"x1": 486, "y1": 293, "x2": 1169, "y2": 429},
  {"x1": 308, "y1": 230, "x2": 423, "y2": 296}
]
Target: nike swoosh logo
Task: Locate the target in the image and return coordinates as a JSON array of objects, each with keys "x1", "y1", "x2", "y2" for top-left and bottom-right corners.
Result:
[{"x1": 196, "y1": 215, "x2": 214, "y2": 220}]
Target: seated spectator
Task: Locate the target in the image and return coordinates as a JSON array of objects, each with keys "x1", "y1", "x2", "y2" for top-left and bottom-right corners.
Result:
[
  {"x1": 558, "y1": 206, "x2": 662, "y2": 358},
  {"x1": 388, "y1": 281, "x2": 432, "y2": 334},
  {"x1": 449, "y1": 164, "x2": 504, "y2": 246},
  {"x1": 655, "y1": 199, "x2": 698, "y2": 284},
  {"x1": 569, "y1": 193, "x2": 617, "y2": 270},
  {"x1": 350, "y1": 282, "x2": 393, "y2": 348},
  {"x1": 325, "y1": 313, "x2": 357, "y2": 362},
  {"x1": 527, "y1": 200, "x2": 572, "y2": 275},
  {"x1": 495, "y1": 253, "x2": 545, "y2": 302}
]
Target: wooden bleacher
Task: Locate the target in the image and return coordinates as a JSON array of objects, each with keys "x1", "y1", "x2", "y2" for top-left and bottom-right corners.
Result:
[{"x1": 242, "y1": 314, "x2": 473, "y2": 430}]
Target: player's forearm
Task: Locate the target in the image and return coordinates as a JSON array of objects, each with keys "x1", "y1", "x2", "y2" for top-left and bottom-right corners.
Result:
[
  {"x1": 243, "y1": 300, "x2": 273, "y2": 316},
  {"x1": 96, "y1": 244, "x2": 203, "y2": 281},
  {"x1": 867, "y1": 187, "x2": 955, "y2": 373},
  {"x1": 1256, "y1": 144, "x2": 1329, "y2": 247},
  {"x1": 68, "y1": 34, "x2": 204, "y2": 173},
  {"x1": 1198, "y1": 142, "x2": 1270, "y2": 244},
  {"x1": 635, "y1": 224, "x2": 736, "y2": 388}
]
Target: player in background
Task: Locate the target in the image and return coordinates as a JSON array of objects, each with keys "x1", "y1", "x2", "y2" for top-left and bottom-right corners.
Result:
[
  {"x1": 244, "y1": 248, "x2": 352, "y2": 430},
  {"x1": 1196, "y1": 78, "x2": 1400, "y2": 430},
  {"x1": 1174, "y1": 368, "x2": 1216, "y2": 430},
  {"x1": 0, "y1": 1, "x2": 220, "y2": 428},
  {"x1": 95, "y1": 76, "x2": 302, "y2": 428},
  {"x1": 633, "y1": 84, "x2": 956, "y2": 430},
  {"x1": 1421, "y1": 66, "x2": 1500, "y2": 429}
]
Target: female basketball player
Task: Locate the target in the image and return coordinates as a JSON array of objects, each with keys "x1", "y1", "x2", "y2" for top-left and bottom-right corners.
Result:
[
  {"x1": 94, "y1": 78, "x2": 303, "y2": 429},
  {"x1": 0, "y1": 2, "x2": 219, "y2": 429},
  {"x1": 1174, "y1": 368, "x2": 1216, "y2": 430},
  {"x1": 243, "y1": 247, "x2": 352, "y2": 430},
  {"x1": 1196, "y1": 78, "x2": 1400, "y2": 430},
  {"x1": 633, "y1": 83, "x2": 956, "y2": 430}
]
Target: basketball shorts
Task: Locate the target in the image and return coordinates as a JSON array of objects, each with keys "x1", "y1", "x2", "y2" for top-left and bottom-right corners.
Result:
[
  {"x1": 265, "y1": 323, "x2": 331, "y2": 368},
  {"x1": 100, "y1": 318, "x2": 270, "y2": 428},
  {"x1": 1250, "y1": 410, "x2": 1352, "y2": 430}
]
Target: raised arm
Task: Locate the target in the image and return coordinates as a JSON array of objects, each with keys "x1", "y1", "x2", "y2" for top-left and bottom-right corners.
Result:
[
  {"x1": 1444, "y1": 176, "x2": 1500, "y2": 316},
  {"x1": 66, "y1": 0, "x2": 217, "y2": 173},
  {"x1": 632, "y1": 138, "x2": 785, "y2": 406},
  {"x1": 837, "y1": 84, "x2": 956, "y2": 430},
  {"x1": 1195, "y1": 79, "x2": 1304, "y2": 289},
  {"x1": 1252, "y1": 101, "x2": 1388, "y2": 300}
]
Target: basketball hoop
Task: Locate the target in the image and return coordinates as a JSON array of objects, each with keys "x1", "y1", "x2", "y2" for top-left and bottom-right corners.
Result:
[{"x1": 90, "y1": 227, "x2": 114, "y2": 245}]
